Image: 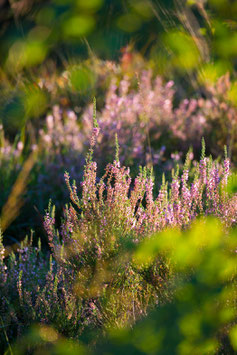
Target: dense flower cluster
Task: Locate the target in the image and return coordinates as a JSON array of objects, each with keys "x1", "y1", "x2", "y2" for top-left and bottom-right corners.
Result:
[
  {"x1": 82, "y1": 71, "x2": 237, "y2": 165},
  {"x1": 58, "y1": 150, "x2": 235, "y2": 248}
]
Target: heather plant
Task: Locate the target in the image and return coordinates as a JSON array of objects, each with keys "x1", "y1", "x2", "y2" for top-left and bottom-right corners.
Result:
[
  {"x1": 82, "y1": 70, "x2": 237, "y2": 167},
  {"x1": 1, "y1": 119, "x2": 236, "y2": 353},
  {"x1": 58, "y1": 136, "x2": 236, "y2": 254}
]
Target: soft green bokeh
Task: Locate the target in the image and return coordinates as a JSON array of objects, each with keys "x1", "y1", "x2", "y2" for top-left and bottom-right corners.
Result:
[
  {"x1": 63, "y1": 16, "x2": 95, "y2": 38},
  {"x1": 98, "y1": 217, "x2": 237, "y2": 354}
]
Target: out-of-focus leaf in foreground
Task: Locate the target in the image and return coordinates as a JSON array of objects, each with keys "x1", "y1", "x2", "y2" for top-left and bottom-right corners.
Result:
[{"x1": 98, "y1": 218, "x2": 237, "y2": 354}]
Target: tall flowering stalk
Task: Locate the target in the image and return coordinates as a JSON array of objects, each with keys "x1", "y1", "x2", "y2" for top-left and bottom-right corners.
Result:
[{"x1": 222, "y1": 146, "x2": 230, "y2": 187}]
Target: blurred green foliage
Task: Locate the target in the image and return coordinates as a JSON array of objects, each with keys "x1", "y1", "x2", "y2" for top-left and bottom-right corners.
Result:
[
  {"x1": 69, "y1": 64, "x2": 96, "y2": 94},
  {"x1": 100, "y1": 219, "x2": 236, "y2": 355},
  {"x1": 227, "y1": 172, "x2": 237, "y2": 195}
]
